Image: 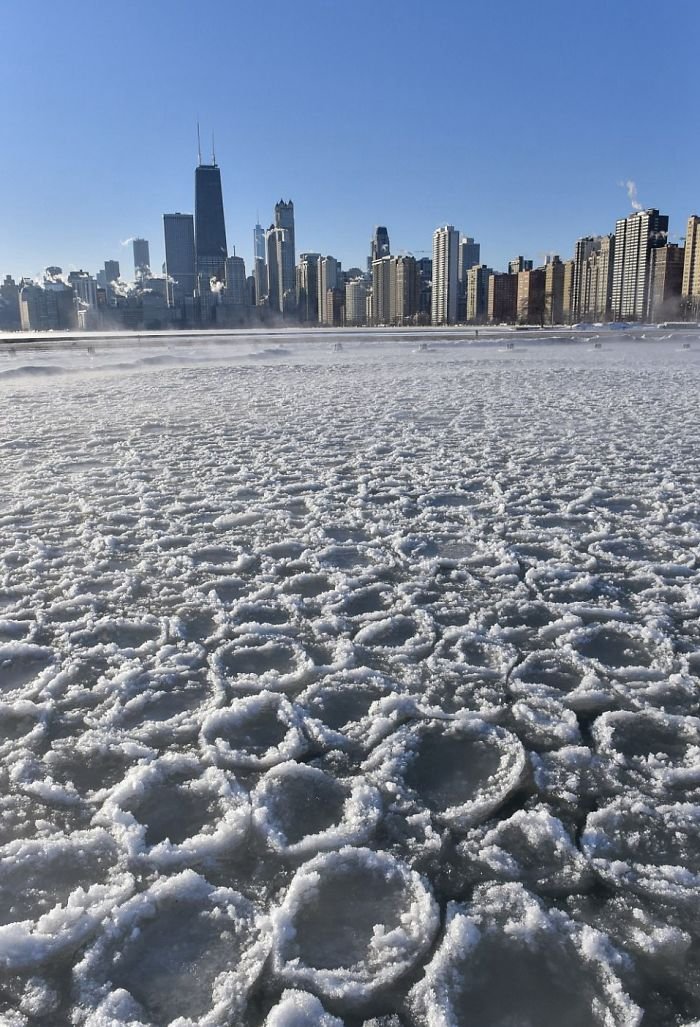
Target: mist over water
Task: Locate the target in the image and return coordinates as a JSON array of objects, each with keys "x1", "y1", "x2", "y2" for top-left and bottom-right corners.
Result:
[{"x1": 0, "y1": 330, "x2": 699, "y2": 1025}]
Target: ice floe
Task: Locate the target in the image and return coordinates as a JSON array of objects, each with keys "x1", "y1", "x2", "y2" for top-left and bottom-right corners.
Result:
[
  {"x1": 271, "y1": 846, "x2": 439, "y2": 1007},
  {"x1": 408, "y1": 883, "x2": 642, "y2": 1026},
  {"x1": 0, "y1": 331, "x2": 698, "y2": 1021}
]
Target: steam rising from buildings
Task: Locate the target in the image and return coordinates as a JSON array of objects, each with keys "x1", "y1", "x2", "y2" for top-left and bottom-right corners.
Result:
[{"x1": 621, "y1": 179, "x2": 643, "y2": 211}]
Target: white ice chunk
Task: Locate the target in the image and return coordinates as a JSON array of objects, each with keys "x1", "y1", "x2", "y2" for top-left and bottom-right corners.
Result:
[
  {"x1": 364, "y1": 715, "x2": 526, "y2": 830},
  {"x1": 264, "y1": 989, "x2": 344, "y2": 1026},
  {"x1": 592, "y1": 709, "x2": 700, "y2": 795},
  {"x1": 409, "y1": 883, "x2": 642, "y2": 1026},
  {"x1": 459, "y1": 805, "x2": 593, "y2": 894},
  {"x1": 582, "y1": 796, "x2": 700, "y2": 903},
  {"x1": 200, "y1": 690, "x2": 309, "y2": 769},
  {"x1": 73, "y1": 870, "x2": 269, "y2": 1026},
  {"x1": 98, "y1": 751, "x2": 250, "y2": 868},
  {"x1": 252, "y1": 761, "x2": 382, "y2": 856},
  {"x1": 0, "y1": 829, "x2": 133, "y2": 970},
  {"x1": 271, "y1": 846, "x2": 438, "y2": 1007}
]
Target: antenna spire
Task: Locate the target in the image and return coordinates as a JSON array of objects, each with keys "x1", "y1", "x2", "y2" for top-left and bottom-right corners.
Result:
[
  {"x1": 212, "y1": 132, "x2": 216, "y2": 165},
  {"x1": 197, "y1": 120, "x2": 202, "y2": 165}
]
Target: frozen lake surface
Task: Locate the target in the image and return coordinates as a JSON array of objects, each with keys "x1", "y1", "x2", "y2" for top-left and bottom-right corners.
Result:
[{"x1": 0, "y1": 328, "x2": 699, "y2": 1025}]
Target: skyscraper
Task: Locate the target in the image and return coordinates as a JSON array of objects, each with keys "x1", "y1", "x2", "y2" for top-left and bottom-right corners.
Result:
[
  {"x1": 104, "y1": 260, "x2": 120, "y2": 284},
  {"x1": 572, "y1": 237, "x2": 601, "y2": 321},
  {"x1": 225, "y1": 255, "x2": 248, "y2": 305},
  {"x1": 466, "y1": 265, "x2": 491, "y2": 321},
  {"x1": 254, "y1": 222, "x2": 266, "y2": 263},
  {"x1": 273, "y1": 201, "x2": 296, "y2": 312},
  {"x1": 345, "y1": 277, "x2": 368, "y2": 326},
  {"x1": 266, "y1": 227, "x2": 295, "y2": 314},
  {"x1": 457, "y1": 237, "x2": 480, "y2": 320},
  {"x1": 68, "y1": 270, "x2": 98, "y2": 309},
  {"x1": 393, "y1": 255, "x2": 418, "y2": 325},
  {"x1": 646, "y1": 244, "x2": 684, "y2": 321},
  {"x1": 416, "y1": 258, "x2": 432, "y2": 321},
  {"x1": 317, "y1": 256, "x2": 340, "y2": 324},
  {"x1": 297, "y1": 253, "x2": 321, "y2": 323},
  {"x1": 517, "y1": 268, "x2": 546, "y2": 323},
  {"x1": 372, "y1": 256, "x2": 392, "y2": 325},
  {"x1": 543, "y1": 256, "x2": 565, "y2": 324},
  {"x1": 0, "y1": 276, "x2": 21, "y2": 331},
  {"x1": 682, "y1": 215, "x2": 700, "y2": 306},
  {"x1": 163, "y1": 213, "x2": 196, "y2": 305},
  {"x1": 579, "y1": 236, "x2": 615, "y2": 321},
  {"x1": 611, "y1": 209, "x2": 668, "y2": 321},
  {"x1": 488, "y1": 272, "x2": 518, "y2": 322},
  {"x1": 370, "y1": 226, "x2": 390, "y2": 265},
  {"x1": 195, "y1": 157, "x2": 228, "y2": 283},
  {"x1": 508, "y1": 256, "x2": 532, "y2": 275},
  {"x1": 275, "y1": 201, "x2": 295, "y2": 259},
  {"x1": 562, "y1": 260, "x2": 575, "y2": 323},
  {"x1": 431, "y1": 226, "x2": 459, "y2": 325},
  {"x1": 458, "y1": 238, "x2": 480, "y2": 278},
  {"x1": 253, "y1": 222, "x2": 267, "y2": 305},
  {"x1": 133, "y1": 239, "x2": 150, "y2": 280}
]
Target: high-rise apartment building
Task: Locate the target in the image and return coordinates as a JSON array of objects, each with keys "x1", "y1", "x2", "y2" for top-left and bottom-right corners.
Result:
[
  {"x1": 195, "y1": 160, "x2": 228, "y2": 283},
  {"x1": 297, "y1": 253, "x2": 321, "y2": 323},
  {"x1": 416, "y1": 258, "x2": 432, "y2": 320},
  {"x1": 572, "y1": 237, "x2": 601, "y2": 321},
  {"x1": 466, "y1": 264, "x2": 491, "y2": 321},
  {"x1": 488, "y1": 272, "x2": 518, "y2": 322},
  {"x1": 68, "y1": 270, "x2": 98, "y2": 310},
  {"x1": 372, "y1": 256, "x2": 392, "y2": 325},
  {"x1": 457, "y1": 238, "x2": 480, "y2": 320},
  {"x1": 611, "y1": 209, "x2": 668, "y2": 321},
  {"x1": 68, "y1": 271, "x2": 99, "y2": 329},
  {"x1": 324, "y1": 287, "x2": 344, "y2": 327},
  {"x1": 0, "y1": 275, "x2": 21, "y2": 330},
  {"x1": 20, "y1": 276, "x2": 76, "y2": 331},
  {"x1": 646, "y1": 244, "x2": 684, "y2": 321},
  {"x1": 431, "y1": 226, "x2": 459, "y2": 325},
  {"x1": 370, "y1": 255, "x2": 418, "y2": 325},
  {"x1": 459, "y1": 238, "x2": 480, "y2": 278},
  {"x1": 393, "y1": 255, "x2": 418, "y2": 325},
  {"x1": 562, "y1": 260, "x2": 575, "y2": 323},
  {"x1": 517, "y1": 268, "x2": 546, "y2": 323},
  {"x1": 345, "y1": 277, "x2": 368, "y2": 326},
  {"x1": 543, "y1": 256, "x2": 565, "y2": 324},
  {"x1": 682, "y1": 215, "x2": 700, "y2": 306},
  {"x1": 163, "y1": 213, "x2": 196, "y2": 305},
  {"x1": 317, "y1": 256, "x2": 340, "y2": 324},
  {"x1": 509, "y1": 256, "x2": 532, "y2": 275},
  {"x1": 133, "y1": 238, "x2": 150, "y2": 280},
  {"x1": 579, "y1": 235, "x2": 615, "y2": 321}
]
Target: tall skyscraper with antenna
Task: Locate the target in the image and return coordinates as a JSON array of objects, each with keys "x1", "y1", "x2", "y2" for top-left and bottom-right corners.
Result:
[{"x1": 194, "y1": 126, "x2": 228, "y2": 284}]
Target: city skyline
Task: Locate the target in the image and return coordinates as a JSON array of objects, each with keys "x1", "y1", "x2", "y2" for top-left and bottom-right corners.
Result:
[
  {"x1": 1, "y1": 149, "x2": 695, "y2": 289},
  {"x1": 1, "y1": 0, "x2": 698, "y2": 278}
]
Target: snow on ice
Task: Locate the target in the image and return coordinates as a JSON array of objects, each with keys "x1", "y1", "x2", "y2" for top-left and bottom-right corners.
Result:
[{"x1": 0, "y1": 329, "x2": 698, "y2": 1024}]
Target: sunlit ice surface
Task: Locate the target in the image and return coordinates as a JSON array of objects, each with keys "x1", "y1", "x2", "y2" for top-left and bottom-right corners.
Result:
[{"x1": 0, "y1": 327, "x2": 699, "y2": 1026}]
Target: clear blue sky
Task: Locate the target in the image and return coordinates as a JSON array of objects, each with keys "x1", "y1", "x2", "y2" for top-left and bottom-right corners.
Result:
[{"x1": 1, "y1": 0, "x2": 697, "y2": 281}]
